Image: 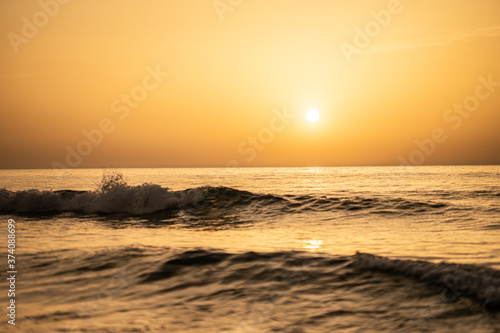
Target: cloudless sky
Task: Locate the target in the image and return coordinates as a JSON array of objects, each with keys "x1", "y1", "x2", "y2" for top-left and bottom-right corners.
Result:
[{"x1": 1, "y1": 0, "x2": 499, "y2": 168}]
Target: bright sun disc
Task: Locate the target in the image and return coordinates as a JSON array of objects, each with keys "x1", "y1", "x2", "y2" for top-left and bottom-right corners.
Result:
[{"x1": 306, "y1": 109, "x2": 320, "y2": 123}]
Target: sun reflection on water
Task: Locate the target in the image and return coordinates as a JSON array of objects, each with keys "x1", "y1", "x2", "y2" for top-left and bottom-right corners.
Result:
[{"x1": 302, "y1": 240, "x2": 327, "y2": 252}]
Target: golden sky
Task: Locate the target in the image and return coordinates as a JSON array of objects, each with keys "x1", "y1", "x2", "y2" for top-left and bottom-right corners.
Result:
[{"x1": 1, "y1": 0, "x2": 499, "y2": 168}]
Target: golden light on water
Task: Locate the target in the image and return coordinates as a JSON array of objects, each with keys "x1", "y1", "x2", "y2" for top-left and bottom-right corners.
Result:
[{"x1": 302, "y1": 240, "x2": 326, "y2": 252}]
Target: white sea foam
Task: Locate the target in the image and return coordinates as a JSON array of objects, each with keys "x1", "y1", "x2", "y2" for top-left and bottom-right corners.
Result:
[{"x1": 0, "y1": 173, "x2": 210, "y2": 214}]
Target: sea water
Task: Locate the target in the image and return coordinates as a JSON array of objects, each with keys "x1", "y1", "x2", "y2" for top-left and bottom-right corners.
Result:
[{"x1": 0, "y1": 166, "x2": 499, "y2": 332}]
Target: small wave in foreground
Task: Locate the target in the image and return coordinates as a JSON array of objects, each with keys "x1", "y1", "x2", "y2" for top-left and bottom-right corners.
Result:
[{"x1": 12, "y1": 248, "x2": 500, "y2": 332}]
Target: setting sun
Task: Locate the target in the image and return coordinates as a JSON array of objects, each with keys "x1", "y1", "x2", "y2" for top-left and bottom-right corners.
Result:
[{"x1": 306, "y1": 109, "x2": 320, "y2": 123}]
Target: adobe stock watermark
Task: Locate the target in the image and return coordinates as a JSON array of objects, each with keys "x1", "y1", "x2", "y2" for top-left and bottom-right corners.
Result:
[
  {"x1": 51, "y1": 65, "x2": 168, "y2": 170},
  {"x1": 234, "y1": 257, "x2": 320, "y2": 333},
  {"x1": 408, "y1": 275, "x2": 467, "y2": 330},
  {"x1": 7, "y1": 0, "x2": 72, "y2": 54},
  {"x1": 340, "y1": 0, "x2": 414, "y2": 64},
  {"x1": 170, "y1": 105, "x2": 295, "y2": 227},
  {"x1": 399, "y1": 74, "x2": 499, "y2": 166},
  {"x1": 226, "y1": 106, "x2": 296, "y2": 167},
  {"x1": 64, "y1": 267, "x2": 133, "y2": 332},
  {"x1": 213, "y1": 0, "x2": 244, "y2": 21}
]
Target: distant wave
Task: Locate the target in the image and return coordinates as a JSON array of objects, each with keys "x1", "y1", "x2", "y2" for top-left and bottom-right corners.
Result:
[
  {"x1": 0, "y1": 174, "x2": 450, "y2": 216},
  {"x1": 0, "y1": 186, "x2": 213, "y2": 215},
  {"x1": 470, "y1": 190, "x2": 500, "y2": 197}
]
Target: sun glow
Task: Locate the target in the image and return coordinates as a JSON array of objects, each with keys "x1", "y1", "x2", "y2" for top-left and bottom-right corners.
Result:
[{"x1": 306, "y1": 109, "x2": 320, "y2": 123}]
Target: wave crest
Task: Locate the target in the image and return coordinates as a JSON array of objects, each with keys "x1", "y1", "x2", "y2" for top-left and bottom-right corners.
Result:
[
  {"x1": 0, "y1": 173, "x2": 208, "y2": 214},
  {"x1": 353, "y1": 252, "x2": 500, "y2": 310},
  {"x1": 0, "y1": 173, "x2": 449, "y2": 216},
  {"x1": 39, "y1": 247, "x2": 500, "y2": 311}
]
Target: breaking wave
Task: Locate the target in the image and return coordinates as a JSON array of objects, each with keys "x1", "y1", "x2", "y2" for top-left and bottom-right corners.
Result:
[{"x1": 0, "y1": 173, "x2": 450, "y2": 215}]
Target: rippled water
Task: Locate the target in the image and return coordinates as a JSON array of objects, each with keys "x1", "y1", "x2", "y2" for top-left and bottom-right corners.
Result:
[{"x1": 0, "y1": 166, "x2": 499, "y2": 332}]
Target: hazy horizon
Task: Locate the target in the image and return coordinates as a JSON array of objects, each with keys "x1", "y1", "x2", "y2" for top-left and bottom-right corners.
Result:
[{"x1": 1, "y1": 163, "x2": 500, "y2": 171}]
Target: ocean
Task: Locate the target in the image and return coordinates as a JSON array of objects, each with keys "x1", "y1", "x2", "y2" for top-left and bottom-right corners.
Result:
[{"x1": 0, "y1": 166, "x2": 499, "y2": 332}]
